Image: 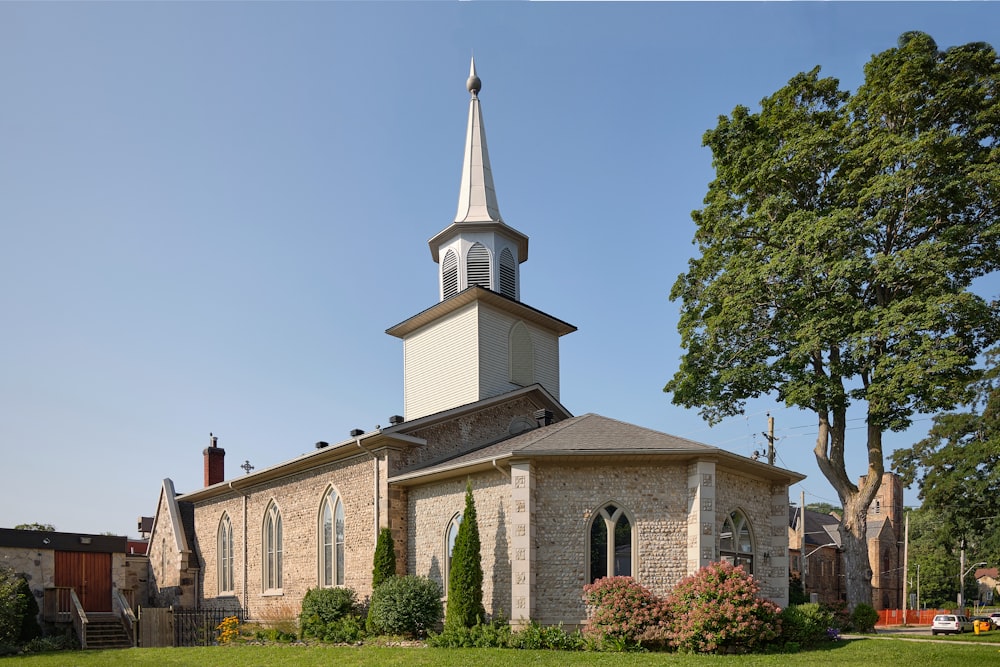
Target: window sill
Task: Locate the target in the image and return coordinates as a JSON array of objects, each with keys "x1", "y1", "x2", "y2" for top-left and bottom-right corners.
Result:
[{"x1": 262, "y1": 589, "x2": 284, "y2": 597}]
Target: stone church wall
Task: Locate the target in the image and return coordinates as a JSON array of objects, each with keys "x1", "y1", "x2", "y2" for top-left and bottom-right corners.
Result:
[
  {"x1": 191, "y1": 452, "x2": 377, "y2": 620},
  {"x1": 148, "y1": 489, "x2": 198, "y2": 609},
  {"x1": 715, "y1": 469, "x2": 790, "y2": 605},
  {"x1": 407, "y1": 470, "x2": 511, "y2": 617},
  {"x1": 399, "y1": 396, "x2": 543, "y2": 471},
  {"x1": 532, "y1": 461, "x2": 691, "y2": 626}
]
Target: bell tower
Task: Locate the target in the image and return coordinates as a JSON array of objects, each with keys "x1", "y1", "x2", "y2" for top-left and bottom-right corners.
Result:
[
  {"x1": 388, "y1": 60, "x2": 575, "y2": 421},
  {"x1": 427, "y1": 58, "x2": 529, "y2": 302}
]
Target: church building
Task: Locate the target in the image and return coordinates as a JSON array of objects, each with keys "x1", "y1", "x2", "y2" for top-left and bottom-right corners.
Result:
[{"x1": 146, "y1": 60, "x2": 804, "y2": 627}]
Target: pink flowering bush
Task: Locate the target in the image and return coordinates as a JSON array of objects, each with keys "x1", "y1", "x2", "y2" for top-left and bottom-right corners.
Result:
[
  {"x1": 583, "y1": 576, "x2": 666, "y2": 649},
  {"x1": 663, "y1": 561, "x2": 780, "y2": 654}
]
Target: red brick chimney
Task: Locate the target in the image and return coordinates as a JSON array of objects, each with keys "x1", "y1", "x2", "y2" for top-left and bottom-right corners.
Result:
[{"x1": 203, "y1": 433, "x2": 225, "y2": 487}]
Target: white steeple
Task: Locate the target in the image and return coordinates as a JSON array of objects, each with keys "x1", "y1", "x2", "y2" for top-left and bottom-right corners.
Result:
[
  {"x1": 428, "y1": 59, "x2": 529, "y2": 303},
  {"x1": 388, "y1": 59, "x2": 576, "y2": 421},
  {"x1": 454, "y1": 57, "x2": 502, "y2": 224}
]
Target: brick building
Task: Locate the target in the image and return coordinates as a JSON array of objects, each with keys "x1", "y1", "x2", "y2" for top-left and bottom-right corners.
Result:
[
  {"x1": 788, "y1": 472, "x2": 905, "y2": 610},
  {"x1": 147, "y1": 60, "x2": 804, "y2": 627}
]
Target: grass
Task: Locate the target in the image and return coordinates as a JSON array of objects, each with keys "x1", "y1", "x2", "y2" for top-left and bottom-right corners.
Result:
[{"x1": 2, "y1": 639, "x2": 1000, "y2": 667}]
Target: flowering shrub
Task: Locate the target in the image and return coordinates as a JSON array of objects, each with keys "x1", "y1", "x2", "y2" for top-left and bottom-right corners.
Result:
[
  {"x1": 583, "y1": 576, "x2": 666, "y2": 649},
  {"x1": 663, "y1": 561, "x2": 780, "y2": 654},
  {"x1": 216, "y1": 616, "x2": 240, "y2": 644}
]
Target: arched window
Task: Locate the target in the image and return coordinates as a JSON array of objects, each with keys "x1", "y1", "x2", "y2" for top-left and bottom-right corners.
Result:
[
  {"x1": 263, "y1": 500, "x2": 283, "y2": 591},
  {"x1": 442, "y1": 249, "x2": 459, "y2": 299},
  {"x1": 445, "y1": 513, "x2": 462, "y2": 585},
  {"x1": 508, "y1": 321, "x2": 534, "y2": 386},
  {"x1": 499, "y1": 247, "x2": 516, "y2": 299},
  {"x1": 719, "y1": 510, "x2": 754, "y2": 573},
  {"x1": 217, "y1": 513, "x2": 234, "y2": 594},
  {"x1": 588, "y1": 503, "x2": 632, "y2": 582},
  {"x1": 319, "y1": 487, "x2": 345, "y2": 587},
  {"x1": 467, "y1": 243, "x2": 491, "y2": 289}
]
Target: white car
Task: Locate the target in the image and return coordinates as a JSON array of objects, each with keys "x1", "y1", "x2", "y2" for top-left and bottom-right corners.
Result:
[{"x1": 931, "y1": 614, "x2": 975, "y2": 635}]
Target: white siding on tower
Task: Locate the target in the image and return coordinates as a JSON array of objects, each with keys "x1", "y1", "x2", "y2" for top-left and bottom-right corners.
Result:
[
  {"x1": 478, "y1": 305, "x2": 560, "y2": 401},
  {"x1": 402, "y1": 303, "x2": 481, "y2": 420}
]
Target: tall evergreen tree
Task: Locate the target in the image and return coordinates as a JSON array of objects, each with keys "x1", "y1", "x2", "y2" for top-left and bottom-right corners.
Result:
[
  {"x1": 445, "y1": 480, "x2": 485, "y2": 629},
  {"x1": 667, "y1": 32, "x2": 1000, "y2": 608},
  {"x1": 372, "y1": 527, "x2": 397, "y2": 589}
]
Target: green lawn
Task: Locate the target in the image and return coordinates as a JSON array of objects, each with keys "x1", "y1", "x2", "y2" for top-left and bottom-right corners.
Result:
[{"x1": 2, "y1": 639, "x2": 1000, "y2": 667}]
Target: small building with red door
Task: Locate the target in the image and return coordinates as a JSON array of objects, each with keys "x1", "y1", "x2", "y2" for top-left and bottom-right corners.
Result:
[{"x1": 0, "y1": 527, "x2": 147, "y2": 623}]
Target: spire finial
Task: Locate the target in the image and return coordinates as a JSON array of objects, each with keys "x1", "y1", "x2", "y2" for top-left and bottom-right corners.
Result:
[{"x1": 466, "y1": 57, "x2": 481, "y2": 97}]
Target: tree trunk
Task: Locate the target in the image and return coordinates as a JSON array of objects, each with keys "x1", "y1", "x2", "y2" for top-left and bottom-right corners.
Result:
[
  {"x1": 814, "y1": 409, "x2": 883, "y2": 609},
  {"x1": 839, "y1": 490, "x2": 875, "y2": 609}
]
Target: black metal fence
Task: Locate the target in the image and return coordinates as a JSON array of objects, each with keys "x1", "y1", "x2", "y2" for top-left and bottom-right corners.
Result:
[{"x1": 173, "y1": 608, "x2": 247, "y2": 647}]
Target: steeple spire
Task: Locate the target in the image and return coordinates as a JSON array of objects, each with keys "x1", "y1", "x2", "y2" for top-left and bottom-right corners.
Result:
[{"x1": 454, "y1": 57, "x2": 502, "y2": 223}]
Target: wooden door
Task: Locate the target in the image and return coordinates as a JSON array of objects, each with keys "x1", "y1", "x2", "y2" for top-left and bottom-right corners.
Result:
[{"x1": 54, "y1": 551, "x2": 112, "y2": 612}]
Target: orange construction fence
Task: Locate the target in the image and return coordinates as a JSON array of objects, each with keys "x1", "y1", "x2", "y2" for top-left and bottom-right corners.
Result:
[{"x1": 876, "y1": 608, "x2": 945, "y2": 626}]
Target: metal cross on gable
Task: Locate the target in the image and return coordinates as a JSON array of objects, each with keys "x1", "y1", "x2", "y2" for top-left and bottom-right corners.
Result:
[{"x1": 241, "y1": 460, "x2": 254, "y2": 474}]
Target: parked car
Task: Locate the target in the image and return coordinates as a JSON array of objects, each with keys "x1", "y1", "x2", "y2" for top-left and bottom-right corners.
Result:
[
  {"x1": 931, "y1": 614, "x2": 975, "y2": 635},
  {"x1": 971, "y1": 615, "x2": 996, "y2": 630},
  {"x1": 990, "y1": 612, "x2": 1000, "y2": 624}
]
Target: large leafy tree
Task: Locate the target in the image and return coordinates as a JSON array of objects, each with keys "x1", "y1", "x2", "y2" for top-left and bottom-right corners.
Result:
[
  {"x1": 666, "y1": 32, "x2": 1000, "y2": 608},
  {"x1": 13, "y1": 523, "x2": 54, "y2": 532},
  {"x1": 901, "y1": 507, "x2": 976, "y2": 608},
  {"x1": 892, "y1": 356, "x2": 1000, "y2": 576}
]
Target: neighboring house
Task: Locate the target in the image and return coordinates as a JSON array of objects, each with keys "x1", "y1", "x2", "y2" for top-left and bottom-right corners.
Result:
[
  {"x1": 975, "y1": 567, "x2": 998, "y2": 605},
  {"x1": 788, "y1": 508, "x2": 842, "y2": 605},
  {"x1": 788, "y1": 472, "x2": 905, "y2": 610},
  {"x1": 0, "y1": 528, "x2": 147, "y2": 622},
  {"x1": 146, "y1": 60, "x2": 805, "y2": 627}
]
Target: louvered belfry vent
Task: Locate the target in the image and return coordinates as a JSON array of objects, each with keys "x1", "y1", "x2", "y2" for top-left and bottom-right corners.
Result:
[
  {"x1": 467, "y1": 242, "x2": 491, "y2": 289},
  {"x1": 442, "y1": 249, "x2": 459, "y2": 299},
  {"x1": 499, "y1": 247, "x2": 516, "y2": 299}
]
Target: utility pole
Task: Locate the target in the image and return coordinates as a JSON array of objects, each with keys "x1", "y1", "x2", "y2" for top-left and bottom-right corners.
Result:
[
  {"x1": 959, "y1": 539, "x2": 965, "y2": 612},
  {"x1": 902, "y1": 512, "x2": 909, "y2": 625},
  {"x1": 761, "y1": 413, "x2": 777, "y2": 465},
  {"x1": 800, "y1": 490, "x2": 807, "y2": 591}
]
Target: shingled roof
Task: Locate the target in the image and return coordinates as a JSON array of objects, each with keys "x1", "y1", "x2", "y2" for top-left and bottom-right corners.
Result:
[{"x1": 391, "y1": 413, "x2": 803, "y2": 485}]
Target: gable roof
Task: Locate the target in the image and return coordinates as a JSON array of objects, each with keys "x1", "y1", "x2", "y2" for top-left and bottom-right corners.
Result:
[
  {"x1": 177, "y1": 384, "x2": 571, "y2": 503},
  {"x1": 149, "y1": 478, "x2": 195, "y2": 559},
  {"x1": 789, "y1": 507, "x2": 842, "y2": 549},
  {"x1": 390, "y1": 413, "x2": 805, "y2": 486}
]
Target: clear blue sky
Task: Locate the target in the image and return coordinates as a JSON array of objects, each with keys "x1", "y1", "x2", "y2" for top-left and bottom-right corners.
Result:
[{"x1": 2, "y1": 2, "x2": 998, "y2": 537}]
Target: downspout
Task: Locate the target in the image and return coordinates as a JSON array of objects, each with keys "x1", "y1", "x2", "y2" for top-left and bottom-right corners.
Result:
[
  {"x1": 492, "y1": 458, "x2": 510, "y2": 480},
  {"x1": 229, "y1": 481, "x2": 249, "y2": 616},
  {"x1": 356, "y1": 437, "x2": 380, "y2": 537}
]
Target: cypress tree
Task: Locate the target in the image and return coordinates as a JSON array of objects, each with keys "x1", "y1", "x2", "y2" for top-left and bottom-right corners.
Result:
[
  {"x1": 445, "y1": 479, "x2": 485, "y2": 629},
  {"x1": 372, "y1": 527, "x2": 397, "y2": 589}
]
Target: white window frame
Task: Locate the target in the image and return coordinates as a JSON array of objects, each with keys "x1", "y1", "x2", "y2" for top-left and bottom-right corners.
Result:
[
  {"x1": 587, "y1": 502, "x2": 635, "y2": 583},
  {"x1": 217, "y1": 513, "x2": 234, "y2": 595},
  {"x1": 263, "y1": 500, "x2": 283, "y2": 593},
  {"x1": 318, "y1": 486, "x2": 346, "y2": 587}
]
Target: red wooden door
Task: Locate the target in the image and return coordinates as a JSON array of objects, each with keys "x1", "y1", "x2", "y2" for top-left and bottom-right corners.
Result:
[{"x1": 55, "y1": 551, "x2": 112, "y2": 612}]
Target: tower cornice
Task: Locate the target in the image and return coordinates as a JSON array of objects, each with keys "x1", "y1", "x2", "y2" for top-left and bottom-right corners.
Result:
[{"x1": 427, "y1": 220, "x2": 529, "y2": 263}]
